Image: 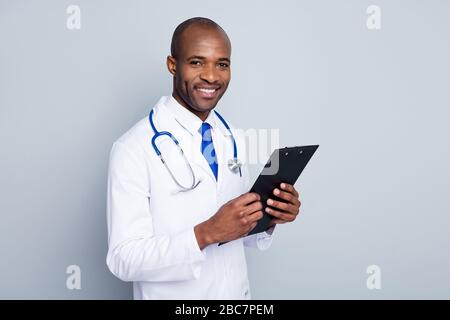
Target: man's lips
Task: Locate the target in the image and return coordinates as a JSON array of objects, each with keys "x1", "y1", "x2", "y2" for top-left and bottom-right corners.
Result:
[{"x1": 194, "y1": 86, "x2": 221, "y2": 99}]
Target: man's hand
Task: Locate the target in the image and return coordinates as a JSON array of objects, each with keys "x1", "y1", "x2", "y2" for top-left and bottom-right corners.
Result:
[
  {"x1": 266, "y1": 183, "x2": 301, "y2": 228},
  {"x1": 194, "y1": 193, "x2": 264, "y2": 249}
]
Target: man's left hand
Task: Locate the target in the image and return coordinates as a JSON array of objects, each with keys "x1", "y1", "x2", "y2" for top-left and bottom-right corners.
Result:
[{"x1": 265, "y1": 183, "x2": 301, "y2": 228}]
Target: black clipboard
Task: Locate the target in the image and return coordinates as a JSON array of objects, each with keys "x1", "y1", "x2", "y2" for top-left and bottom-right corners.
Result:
[{"x1": 219, "y1": 145, "x2": 319, "y2": 245}]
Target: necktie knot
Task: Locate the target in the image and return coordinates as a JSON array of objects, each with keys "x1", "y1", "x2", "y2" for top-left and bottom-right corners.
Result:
[{"x1": 199, "y1": 122, "x2": 213, "y2": 141}]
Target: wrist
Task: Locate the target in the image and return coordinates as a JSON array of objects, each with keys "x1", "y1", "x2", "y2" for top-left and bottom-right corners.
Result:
[{"x1": 194, "y1": 220, "x2": 215, "y2": 250}]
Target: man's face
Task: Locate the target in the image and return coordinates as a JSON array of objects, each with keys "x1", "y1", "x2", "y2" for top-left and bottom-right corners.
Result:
[{"x1": 168, "y1": 26, "x2": 231, "y2": 115}]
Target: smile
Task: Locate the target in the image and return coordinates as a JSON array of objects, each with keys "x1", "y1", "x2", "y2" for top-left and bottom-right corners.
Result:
[{"x1": 195, "y1": 87, "x2": 220, "y2": 99}]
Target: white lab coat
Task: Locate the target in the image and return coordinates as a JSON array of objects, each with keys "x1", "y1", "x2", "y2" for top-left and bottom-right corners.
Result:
[{"x1": 106, "y1": 95, "x2": 274, "y2": 299}]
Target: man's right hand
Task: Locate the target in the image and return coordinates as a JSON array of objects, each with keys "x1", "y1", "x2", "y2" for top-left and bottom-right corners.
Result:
[{"x1": 194, "y1": 192, "x2": 263, "y2": 249}]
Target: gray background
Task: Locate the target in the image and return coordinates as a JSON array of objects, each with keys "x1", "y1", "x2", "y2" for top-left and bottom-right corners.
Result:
[{"x1": 1, "y1": 0, "x2": 449, "y2": 299}]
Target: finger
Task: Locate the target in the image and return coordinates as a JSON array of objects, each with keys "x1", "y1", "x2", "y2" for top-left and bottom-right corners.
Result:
[
  {"x1": 246, "y1": 210, "x2": 264, "y2": 224},
  {"x1": 267, "y1": 198, "x2": 299, "y2": 215},
  {"x1": 273, "y1": 188, "x2": 299, "y2": 206},
  {"x1": 240, "y1": 210, "x2": 262, "y2": 225},
  {"x1": 265, "y1": 207, "x2": 296, "y2": 222},
  {"x1": 235, "y1": 192, "x2": 261, "y2": 206},
  {"x1": 280, "y1": 183, "x2": 299, "y2": 198},
  {"x1": 240, "y1": 201, "x2": 263, "y2": 217}
]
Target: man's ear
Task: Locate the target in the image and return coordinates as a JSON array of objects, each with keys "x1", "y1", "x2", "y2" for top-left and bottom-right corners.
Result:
[{"x1": 167, "y1": 55, "x2": 176, "y2": 76}]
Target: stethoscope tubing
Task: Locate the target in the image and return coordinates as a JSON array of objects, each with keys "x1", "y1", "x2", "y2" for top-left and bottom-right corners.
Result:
[{"x1": 149, "y1": 107, "x2": 241, "y2": 191}]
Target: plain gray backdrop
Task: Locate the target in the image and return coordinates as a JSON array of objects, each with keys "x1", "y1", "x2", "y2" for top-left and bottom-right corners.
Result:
[{"x1": 1, "y1": 0, "x2": 449, "y2": 299}]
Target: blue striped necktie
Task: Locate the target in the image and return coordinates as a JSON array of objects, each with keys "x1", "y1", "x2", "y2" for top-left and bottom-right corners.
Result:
[{"x1": 199, "y1": 122, "x2": 218, "y2": 181}]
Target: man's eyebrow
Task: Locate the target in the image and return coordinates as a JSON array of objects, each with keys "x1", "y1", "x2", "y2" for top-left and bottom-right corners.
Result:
[
  {"x1": 186, "y1": 55, "x2": 230, "y2": 63},
  {"x1": 186, "y1": 55, "x2": 206, "y2": 60}
]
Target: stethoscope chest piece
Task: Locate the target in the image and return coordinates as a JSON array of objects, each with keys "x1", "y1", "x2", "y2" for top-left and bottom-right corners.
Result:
[{"x1": 228, "y1": 158, "x2": 242, "y2": 174}]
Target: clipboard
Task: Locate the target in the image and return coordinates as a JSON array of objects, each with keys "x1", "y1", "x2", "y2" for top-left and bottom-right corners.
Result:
[{"x1": 219, "y1": 145, "x2": 319, "y2": 245}]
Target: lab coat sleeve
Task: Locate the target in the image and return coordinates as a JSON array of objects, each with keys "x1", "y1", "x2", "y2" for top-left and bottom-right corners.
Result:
[
  {"x1": 106, "y1": 141, "x2": 206, "y2": 282},
  {"x1": 236, "y1": 135, "x2": 275, "y2": 250}
]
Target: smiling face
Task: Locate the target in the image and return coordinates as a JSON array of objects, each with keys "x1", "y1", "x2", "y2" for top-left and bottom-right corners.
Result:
[{"x1": 167, "y1": 24, "x2": 231, "y2": 121}]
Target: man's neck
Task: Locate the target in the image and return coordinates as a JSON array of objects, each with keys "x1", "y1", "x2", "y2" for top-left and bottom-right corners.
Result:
[{"x1": 172, "y1": 92, "x2": 209, "y2": 122}]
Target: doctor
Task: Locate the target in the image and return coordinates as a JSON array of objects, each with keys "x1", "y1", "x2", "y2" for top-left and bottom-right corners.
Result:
[{"x1": 106, "y1": 17, "x2": 301, "y2": 299}]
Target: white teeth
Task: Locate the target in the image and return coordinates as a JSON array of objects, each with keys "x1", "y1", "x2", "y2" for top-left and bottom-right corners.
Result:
[{"x1": 197, "y1": 88, "x2": 216, "y2": 93}]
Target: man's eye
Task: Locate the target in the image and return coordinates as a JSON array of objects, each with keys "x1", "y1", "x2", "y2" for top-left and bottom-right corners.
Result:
[
  {"x1": 219, "y1": 63, "x2": 229, "y2": 68},
  {"x1": 190, "y1": 60, "x2": 202, "y2": 66}
]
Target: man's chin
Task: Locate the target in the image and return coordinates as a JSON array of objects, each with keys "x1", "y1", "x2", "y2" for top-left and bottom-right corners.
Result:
[
  {"x1": 190, "y1": 89, "x2": 224, "y2": 111},
  {"x1": 192, "y1": 98, "x2": 219, "y2": 113}
]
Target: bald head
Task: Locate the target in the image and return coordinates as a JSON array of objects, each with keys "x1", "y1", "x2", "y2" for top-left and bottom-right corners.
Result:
[{"x1": 170, "y1": 17, "x2": 231, "y2": 59}]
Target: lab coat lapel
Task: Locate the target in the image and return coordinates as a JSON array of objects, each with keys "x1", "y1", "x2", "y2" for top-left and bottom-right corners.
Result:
[{"x1": 160, "y1": 107, "x2": 217, "y2": 184}]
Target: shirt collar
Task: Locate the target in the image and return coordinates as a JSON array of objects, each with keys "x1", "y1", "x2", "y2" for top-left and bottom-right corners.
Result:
[{"x1": 164, "y1": 95, "x2": 230, "y2": 136}]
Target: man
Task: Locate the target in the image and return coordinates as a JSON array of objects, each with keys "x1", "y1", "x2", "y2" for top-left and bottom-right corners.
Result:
[{"x1": 106, "y1": 17, "x2": 301, "y2": 299}]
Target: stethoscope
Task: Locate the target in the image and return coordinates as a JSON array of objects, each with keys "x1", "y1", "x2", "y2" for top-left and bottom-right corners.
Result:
[{"x1": 149, "y1": 108, "x2": 242, "y2": 192}]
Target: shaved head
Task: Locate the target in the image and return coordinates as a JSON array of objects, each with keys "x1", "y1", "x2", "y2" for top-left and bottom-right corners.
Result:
[{"x1": 170, "y1": 17, "x2": 230, "y2": 59}]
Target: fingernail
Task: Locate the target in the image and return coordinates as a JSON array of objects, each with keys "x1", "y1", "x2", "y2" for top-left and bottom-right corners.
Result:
[
  {"x1": 267, "y1": 199, "x2": 273, "y2": 205},
  {"x1": 274, "y1": 188, "x2": 279, "y2": 195},
  {"x1": 281, "y1": 183, "x2": 286, "y2": 188},
  {"x1": 265, "y1": 207, "x2": 270, "y2": 212}
]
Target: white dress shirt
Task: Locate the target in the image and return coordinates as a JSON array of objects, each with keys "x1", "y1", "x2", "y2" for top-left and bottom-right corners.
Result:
[{"x1": 106, "y1": 95, "x2": 274, "y2": 299}]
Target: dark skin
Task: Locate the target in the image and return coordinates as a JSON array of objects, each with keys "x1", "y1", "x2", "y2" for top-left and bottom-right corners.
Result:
[
  {"x1": 167, "y1": 25, "x2": 231, "y2": 121},
  {"x1": 166, "y1": 24, "x2": 301, "y2": 249}
]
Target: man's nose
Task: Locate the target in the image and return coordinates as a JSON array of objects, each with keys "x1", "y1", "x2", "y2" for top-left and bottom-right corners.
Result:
[{"x1": 199, "y1": 64, "x2": 219, "y2": 83}]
